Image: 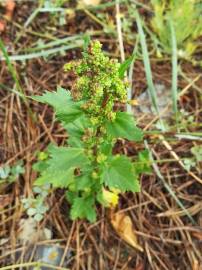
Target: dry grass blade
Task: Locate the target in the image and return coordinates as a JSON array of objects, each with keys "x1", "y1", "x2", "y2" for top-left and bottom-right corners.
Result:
[{"x1": 145, "y1": 140, "x2": 196, "y2": 224}]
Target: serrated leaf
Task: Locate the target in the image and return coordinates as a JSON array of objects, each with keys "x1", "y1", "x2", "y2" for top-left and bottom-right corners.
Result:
[
  {"x1": 35, "y1": 167, "x2": 75, "y2": 188},
  {"x1": 70, "y1": 196, "x2": 96, "y2": 222},
  {"x1": 35, "y1": 146, "x2": 90, "y2": 188},
  {"x1": 64, "y1": 116, "x2": 91, "y2": 147},
  {"x1": 66, "y1": 191, "x2": 75, "y2": 204},
  {"x1": 75, "y1": 174, "x2": 93, "y2": 191},
  {"x1": 47, "y1": 146, "x2": 89, "y2": 170},
  {"x1": 101, "y1": 155, "x2": 140, "y2": 192},
  {"x1": 33, "y1": 87, "x2": 83, "y2": 124},
  {"x1": 106, "y1": 112, "x2": 143, "y2": 141},
  {"x1": 99, "y1": 142, "x2": 113, "y2": 156},
  {"x1": 33, "y1": 159, "x2": 49, "y2": 173},
  {"x1": 56, "y1": 103, "x2": 83, "y2": 124},
  {"x1": 33, "y1": 87, "x2": 72, "y2": 109}
]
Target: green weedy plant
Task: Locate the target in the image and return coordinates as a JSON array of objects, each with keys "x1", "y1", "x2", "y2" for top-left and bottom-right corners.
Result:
[
  {"x1": 151, "y1": 0, "x2": 202, "y2": 58},
  {"x1": 0, "y1": 161, "x2": 25, "y2": 184},
  {"x1": 32, "y1": 41, "x2": 148, "y2": 222}
]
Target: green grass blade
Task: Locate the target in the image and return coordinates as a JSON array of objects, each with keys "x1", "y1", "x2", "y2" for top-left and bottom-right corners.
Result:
[
  {"x1": 39, "y1": 7, "x2": 64, "y2": 12},
  {"x1": 24, "y1": 7, "x2": 40, "y2": 28},
  {"x1": 26, "y1": 35, "x2": 83, "y2": 52},
  {"x1": 127, "y1": 37, "x2": 139, "y2": 113},
  {"x1": 134, "y1": 10, "x2": 164, "y2": 123},
  {"x1": 0, "y1": 42, "x2": 83, "y2": 61},
  {"x1": 0, "y1": 38, "x2": 26, "y2": 101},
  {"x1": 0, "y1": 38, "x2": 35, "y2": 120},
  {"x1": 37, "y1": 0, "x2": 128, "y2": 12},
  {"x1": 169, "y1": 18, "x2": 178, "y2": 122},
  {"x1": 0, "y1": 83, "x2": 27, "y2": 98}
]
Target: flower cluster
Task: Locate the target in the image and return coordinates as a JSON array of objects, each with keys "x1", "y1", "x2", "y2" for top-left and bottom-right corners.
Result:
[{"x1": 64, "y1": 41, "x2": 127, "y2": 125}]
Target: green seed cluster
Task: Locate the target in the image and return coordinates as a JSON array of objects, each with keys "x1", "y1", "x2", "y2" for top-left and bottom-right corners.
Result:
[{"x1": 64, "y1": 40, "x2": 127, "y2": 125}]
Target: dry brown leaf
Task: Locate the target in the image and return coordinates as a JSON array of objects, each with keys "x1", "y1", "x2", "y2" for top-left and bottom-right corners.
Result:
[
  {"x1": 111, "y1": 212, "x2": 143, "y2": 252},
  {"x1": 81, "y1": 0, "x2": 101, "y2": 6}
]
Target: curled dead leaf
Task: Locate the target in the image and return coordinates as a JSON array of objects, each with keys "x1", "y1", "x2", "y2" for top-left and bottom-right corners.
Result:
[{"x1": 110, "y1": 211, "x2": 143, "y2": 252}]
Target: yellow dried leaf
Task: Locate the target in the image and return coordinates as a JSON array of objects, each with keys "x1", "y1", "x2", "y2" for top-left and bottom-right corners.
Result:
[
  {"x1": 111, "y1": 212, "x2": 143, "y2": 252},
  {"x1": 82, "y1": 0, "x2": 101, "y2": 6},
  {"x1": 102, "y1": 188, "x2": 119, "y2": 207}
]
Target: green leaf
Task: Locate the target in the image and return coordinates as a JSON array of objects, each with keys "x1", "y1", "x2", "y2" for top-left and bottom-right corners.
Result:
[
  {"x1": 47, "y1": 146, "x2": 89, "y2": 170},
  {"x1": 33, "y1": 87, "x2": 83, "y2": 124},
  {"x1": 11, "y1": 162, "x2": 25, "y2": 177},
  {"x1": 183, "y1": 158, "x2": 195, "y2": 171},
  {"x1": 35, "y1": 167, "x2": 75, "y2": 188},
  {"x1": 134, "y1": 150, "x2": 152, "y2": 174},
  {"x1": 118, "y1": 54, "x2": 136, "y2": 79},
  {"x1": 191, "y1": 145, "x2": 202, "y2": 162},
  {"x1": 35, "y1": 146, "x2": 90, "y2": 187},
  {"x1": 27, "y1": 208, "x2": 37, "y2": 216},
  {"x1": 101, "y1": 155, "x2": 140, "y2": 192},
  {"x1": 34, "y1": 213, "x2": 44, "y2": 222},
  {"x1": 99, "y1": 142, "x2": 113, "y2": 156},
  {"x1": 33, "y1": 86, "x2": 72, "y2": 110},
  {"x1": 106, "y1": 112, "x2": 143, "y2": 141},
  {"x1": 64, "y1": 116, "x2": 91, "y2": 147},
  {"x1": 0, "y1": 166, "x2": 10, "y2": 179},
  {"x1": 66, "y1": 191, "x2": 76, "y2": 204},
  {"x1": 83, "y1": 34, "x2": 91, "y2": 53},
  {"x1": 33, "y1": 159, "x2": 49, "y2": 173},
  {"x1": 56, "y1": 103, "x2": 83, "y2": 124},
  {"x1": 75, "y1": 174, "x2": 93, "y2": 191},
  {"x1": 70, "y1": 196, "x2": 96, "y2": 222}
]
